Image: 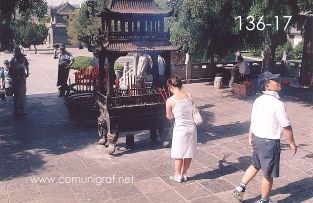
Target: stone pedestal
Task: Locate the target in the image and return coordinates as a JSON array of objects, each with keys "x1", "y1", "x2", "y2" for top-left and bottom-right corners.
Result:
[{"x1": 233, "y1": 82, "x2": 255, "y2": 96}]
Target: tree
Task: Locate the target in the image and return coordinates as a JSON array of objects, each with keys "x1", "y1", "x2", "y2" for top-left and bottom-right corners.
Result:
[
  {"x1": 14, "y1": 22, "x2": 48, "y2": 54},
  {"x1": 291, "y1": 40, "x2": 303, "y2": 60},
  {"x1": 0, "y1": 0, "x2": 47, "y2": 51},
  {"x1": 247, "y1": 1, "x2": 299, "y2": 71},
  {"x1": 170, "y1": 0, "x2": 313, "y2": 67},
  {"x1": 170, "y1": 0, "x2": 254, "y2": 63},
  {"x1": 275, "y1": 42, "x2": 293, "y2": 60},
  {"x1": 67, "y1": 0, "x2": 108, "y2": 46}
]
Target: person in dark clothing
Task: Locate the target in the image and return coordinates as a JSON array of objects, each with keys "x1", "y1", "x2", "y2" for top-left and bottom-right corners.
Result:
[
  {"x1": 10, "y1": 48, "x2": 29, "y2": 116},
  {"x1": 0, "y1": 60, "x2": 13, "y2": 97},
  {"x1": 54, "y1": 44, "x2": 75, "y2": 97}
]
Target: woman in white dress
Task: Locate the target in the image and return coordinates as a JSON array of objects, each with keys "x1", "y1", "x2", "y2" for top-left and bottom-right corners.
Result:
[{"x1": 166, "y1": 75, "x2": 197, "y2": 182}]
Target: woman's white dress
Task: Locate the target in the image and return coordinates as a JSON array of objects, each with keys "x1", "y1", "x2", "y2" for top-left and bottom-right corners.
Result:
[{"x1": 170, "y1": 95, "x2": 197, "y2": 159}]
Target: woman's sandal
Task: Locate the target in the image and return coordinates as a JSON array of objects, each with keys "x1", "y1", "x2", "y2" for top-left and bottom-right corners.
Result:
[
  {"x1": 182, "y1": 174, "x2": 188, "y2": 182},
  {"x1": 169, "y1": 175, "x2": 182, "y2": 183}
]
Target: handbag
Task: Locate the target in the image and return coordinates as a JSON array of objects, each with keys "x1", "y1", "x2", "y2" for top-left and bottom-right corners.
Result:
[
  {"x1": 192, "y1": 106, "x2": 203, "y2": 125},
  {"x1": 192, "y1": 101, "x2": 203, "y2": 125}
]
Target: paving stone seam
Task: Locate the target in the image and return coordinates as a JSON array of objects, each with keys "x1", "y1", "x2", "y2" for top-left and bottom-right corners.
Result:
[
  {"x1": 186, "y1": 194, "x2": 223, "y2": 203},
  {"x1": 145, "y1": 188, "x2": 188, "y2": 203},
  {"x1": 35, "y1": 180, "x2": 44, "y2": 202},
  {"x1": 282, "y1": 159, "x2": 313, "y2": 177},
  {"x1": 69, "y1": 185, "x2": 80, "y2": 203},
  {"x1": 113, "y1": 193, "x2": 152, "y2": 203},
  {"x1": 1, "y1": 192, "x2": 9, "y2": 203},
  {"x1": 194, "y1": 181, "x2": 213, "y2": 198},
  {"x1": 168, "y1": 184, "x2": 189, "y2": 202}
]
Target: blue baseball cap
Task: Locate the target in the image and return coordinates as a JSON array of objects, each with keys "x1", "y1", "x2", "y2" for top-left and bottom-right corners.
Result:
[{"x1": 258, "y1": 71, "x2": 280, "y2": 90}]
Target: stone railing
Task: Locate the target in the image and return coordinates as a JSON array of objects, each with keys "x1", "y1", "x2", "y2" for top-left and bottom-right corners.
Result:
[
  {"x1": 171, "y1": 60, "x2": 301, "y2": 82},
  {"x1": 171, "y1": 63, "x2": 216, "y2": 82}
]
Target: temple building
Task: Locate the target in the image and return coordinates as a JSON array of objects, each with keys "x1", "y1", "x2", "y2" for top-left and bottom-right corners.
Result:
[{"x1": 46, "y1": 2, "x2": 77, "y2": 46}]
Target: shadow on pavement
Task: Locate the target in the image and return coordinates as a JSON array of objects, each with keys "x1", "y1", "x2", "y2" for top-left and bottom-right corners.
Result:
[
  {"x1": 0, "y1": 91, "x2": 250, "y2": 180},
  {"x1": 245, "y1": 177, "x2": 313, "y2": 203},
  {"x1": 108, "y1": 101, "x2": 249, "y2": 157},
  {"x1": 0, "y1": 93, "x2": 98, "y2": 181},
  {"x1": 191, "y1": 155, "x2": 252, "y2": 181},
  {"x1": 198, "y1": 120, "x2": 250, "y2": 144}
]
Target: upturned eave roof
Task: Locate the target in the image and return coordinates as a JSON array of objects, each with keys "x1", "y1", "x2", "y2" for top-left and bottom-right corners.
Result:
[{"x1": 99, "y1": 0, "x2": 173, "y2": 17}]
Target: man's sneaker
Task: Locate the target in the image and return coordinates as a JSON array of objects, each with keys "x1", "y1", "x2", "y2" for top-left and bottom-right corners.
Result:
[
  {"x1": 255, "y1": 198, "x2": 276, "y2": 203},
  {"x1": 233, "y1": 185, "x2": 246, "y2": 202}
]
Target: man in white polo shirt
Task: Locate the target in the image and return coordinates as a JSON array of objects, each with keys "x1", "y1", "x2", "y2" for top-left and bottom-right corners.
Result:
[{"x1": 233, "y1": 71, "x2": 297, "y2": 203}]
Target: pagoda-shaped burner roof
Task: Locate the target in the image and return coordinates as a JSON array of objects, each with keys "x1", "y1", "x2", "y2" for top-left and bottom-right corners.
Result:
[{"x1": 101, "y1": 0, "x2": 172, "y2": 16}]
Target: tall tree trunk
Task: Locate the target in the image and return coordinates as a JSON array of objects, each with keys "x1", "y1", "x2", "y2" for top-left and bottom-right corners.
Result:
[
  {"x1": 262, "y1": 47, "x2": 272, "y2": 72},
  {"x1": 207, "y1": 45, "x2": 216, "y2": 77},
  {"x1": 300, "y1": 16, "x2": 313, "y2": 86},
  {"x1": 262, "y1": 44, "x2": 277, "y2": 73},
  {"x1": 264, "y1": 31, "x2": 287, "y2": 73}
]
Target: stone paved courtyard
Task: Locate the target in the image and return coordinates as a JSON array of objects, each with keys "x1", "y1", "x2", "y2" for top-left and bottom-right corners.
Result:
[{"x1": 0, "y1": 48, "x2": 313, "y2": 203}]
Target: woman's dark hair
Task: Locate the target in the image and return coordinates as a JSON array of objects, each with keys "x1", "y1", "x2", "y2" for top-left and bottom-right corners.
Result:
[{"x1": 167, "y1": 75, "x2": 183, "y2": 89}]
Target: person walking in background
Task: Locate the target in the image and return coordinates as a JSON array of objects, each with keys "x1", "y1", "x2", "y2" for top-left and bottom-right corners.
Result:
[
  {"x1": 10, "y1": 48, "x2": 29, "y2": 116},
  {"x1": 233, "y1": 71, "x2": 297, "y2": 203},
  {"x1": 235, "y1": 55, "x2": 250, "y2": 82},
  {"x1": 0, "y1": 60, "x2": 13, "y2": 97},
  {"x1": 54, "y1": 43, "x2": 75, "y2": 97},
  {"x1": 166, "y1": 75, "x2": 197, "y2": 183},
  {"x1": 158, "y1": 55, "x2": 166, "y2": 87}
]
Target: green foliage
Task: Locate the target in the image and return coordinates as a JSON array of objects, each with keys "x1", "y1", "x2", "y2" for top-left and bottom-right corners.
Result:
[
  {"x1": 67, "y1": 0, "x2": 108, "y2": 46},
  {"x1": 171, "y1": 0, "x2": 312, "y2": 63},
  {"x1": 14, "y1": 22, "x2": 48, "y2": 50},
  {"x1": 275, "y1": 40, "x2": 304, "y2": 60},
  {"x1": 67, "y1": 9, "x2": 83, "y2": 46},
  {"x1": 171, "y1": 0, "x2": 254, "y2": 63},
  {"x1": 251, "y1": 48, "x2": 262, "y2": 57},
  {"x1": 291, "y1": 40, "x2": 303, "y2": 60},
  {"x1": 71, "y1": 56, "x2": 93, "y2": 69},
  {"x1": 0, "y1": 0, "x2": 48, "y2": 51},
  {"x1": 114, "y1": 63, "x2": 124, "y2": 71},
  {"x1": 42, "y1": 16, "x2": 51, "y2": 24},
  {"x1": 275, "y1": 42, "x2": 293, "y2": 60},
  {"x1": 17, "y1": 0, "x2": 48, "y2": 23}
]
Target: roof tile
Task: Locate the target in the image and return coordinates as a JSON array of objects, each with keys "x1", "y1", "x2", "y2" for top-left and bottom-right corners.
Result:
[
  {"x1": 110, "y1": 0, "x2": 171, "y2": 14},
  {"x1": 106, "y1": 40, "x2": 181, "y2": 52}
]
